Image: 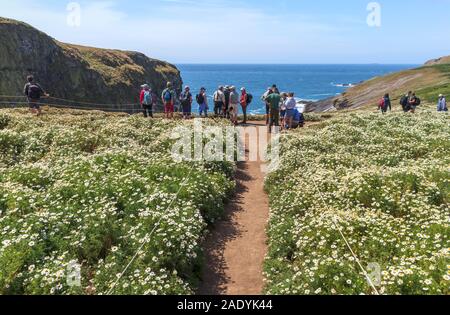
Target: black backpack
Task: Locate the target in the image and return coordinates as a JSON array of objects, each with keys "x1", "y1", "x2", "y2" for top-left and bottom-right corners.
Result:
[
  {"x1": 28, "y1": 84, "x2": 42, "y2": 100},
  {"x1": 196, "y1": 93, "x2": 205, "y2": 104},
  {"x1": 400, "y1": 96, "x2": 408, "y2": 106},
  {"x1": 415, "y1": 97, "x2": 421, "y2": 106},
  {"x1": 246, "y1": 93, "x2": 253, "y2": 105}
]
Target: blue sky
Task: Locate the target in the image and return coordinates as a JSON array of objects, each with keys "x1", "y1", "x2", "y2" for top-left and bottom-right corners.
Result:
[{"x1": 1, "y1": 0, "x2": 449, "y2": 64}]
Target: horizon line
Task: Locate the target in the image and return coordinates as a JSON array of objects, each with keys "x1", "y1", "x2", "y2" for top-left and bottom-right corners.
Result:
[{"x1": 174, "y1": 63, "x2": 421, "y2": 66}]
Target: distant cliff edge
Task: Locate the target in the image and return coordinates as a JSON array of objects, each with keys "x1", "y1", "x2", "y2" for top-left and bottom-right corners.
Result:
[
  {"x1": 0, "y1": 17, "x2": 182, "y2": 107},
  {"x1": 307, "y1": 56, "x2": 450, "y2": 112}
]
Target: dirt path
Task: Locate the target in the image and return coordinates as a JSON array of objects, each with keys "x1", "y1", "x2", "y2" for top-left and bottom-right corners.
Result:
[{"x1": 198, "y1": 121, "x2": 270, "y2": 295}]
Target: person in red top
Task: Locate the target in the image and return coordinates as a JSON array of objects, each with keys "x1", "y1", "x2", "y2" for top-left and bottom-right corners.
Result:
[{"x1": 240, "y1": 87, "x2": 248, "y2": 124}]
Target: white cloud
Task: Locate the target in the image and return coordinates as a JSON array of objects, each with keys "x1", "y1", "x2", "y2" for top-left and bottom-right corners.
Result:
[{"x1": 0, "y1": 0, "x2": 351, "y2": 63}]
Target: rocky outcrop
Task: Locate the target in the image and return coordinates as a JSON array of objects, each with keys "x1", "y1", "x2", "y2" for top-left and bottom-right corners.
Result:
[
  {"x1": 307, "y1": 55, "x2": 450, "y2": 112},
  {"x1": 0, "y1": 17, "x2": 182, "y2": 108},
  {"x1": 425, "y1": 56, "x2": 450, "y2": 66}
]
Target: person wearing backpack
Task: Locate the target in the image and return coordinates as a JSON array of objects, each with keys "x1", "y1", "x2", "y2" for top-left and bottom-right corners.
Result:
[
  {"x1": 261, "y1": 87, "x2": 272, "y2": 125},
  {"x1": 408, "y1": 92, "x2": 420, "y2": 113},
  {"x1": 438, "y1": 94, "x2": 448, "y2": 112},
  {"x1": 180, "y1": 86, "x2": 193, "y2": 119},
  {"x1": 196, "y1": 87, "x2": 209, "y2": 118},
  {"x1": 139, "y1": 84, "x2": 154, "y2": 118},
  {"x1": 240, "y1": 87, "x2": 251, "y2": 124},
  {"x1": 400, "y1": 92, "x2": 411, "y2": 112},
  {"x1": 161, "y1": 82, "x2": 176, "y2": 119},
  {"x1": 223, "y1": 86, "x2": 231, "y2": 119},
  {"x1": 213, "y1": 86, "x2": 226, "y2": 117},
  {"x1": 23, "y1": 75, "x2": 48, "y2": 116},
  {"x1": 379, "y1": 93, "x2": 391, "y2": 114}
]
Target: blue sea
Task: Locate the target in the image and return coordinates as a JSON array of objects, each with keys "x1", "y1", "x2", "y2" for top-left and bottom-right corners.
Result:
[{"x1": 177, "y1": 64, "x2": 418, "y2": 114}]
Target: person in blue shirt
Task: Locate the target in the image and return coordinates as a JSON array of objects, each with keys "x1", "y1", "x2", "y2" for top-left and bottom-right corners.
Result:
[
  {"x1": 291, "y1": 108, "x2": 305, "y2": 129},
  {"x1": 438, "y1": 94, "x2": 448, "y2": 112}
]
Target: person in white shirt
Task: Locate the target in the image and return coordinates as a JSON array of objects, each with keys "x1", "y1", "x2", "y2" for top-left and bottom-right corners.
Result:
[
  {"x1": 213, "y1": 86, "x2": 226, "y2": 117},
  {"x1": 284, "y1": 93, "x2": 297, "y2": 130},
  {"x1": 438, "y1": 94, "x2": 447, "y2": 112}
]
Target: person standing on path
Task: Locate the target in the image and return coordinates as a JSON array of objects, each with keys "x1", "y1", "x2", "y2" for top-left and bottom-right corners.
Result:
[
  {"x1": 229, "y1": 86, "x2": 239, "y2": 125},
  {"x1": 197, "y1": 87, "x2": 209, "y2": 118},
  {"x1": 265, "y1": 87, "x2": 281, "y2": 134},
  {"x1": 24, "y1": 75, "x2": 49, "y2": 116},
  {"x1": 280, "y1": 92, "x2": 288, "y2": 127},
  {"x1": 180, "y1": 86, "x2": 193, "y2": 119},
  {"x1": 223, "y1": 86, "x2": 231, "y2": 119},
  {"x1": 213, "y1": 86, "x2": 226, "y2": 117},
  {"x1": 139, "y1": 84, "x2": 154, "y2": 118},
  {"x1": 240, "y1": 87, "x2": 249, "y2": 124},
  {"x1": 261, "y1": 87, "x2": 272, "y2": 125},
  {"x1": 438, "y1": 94, "x2": 448, "y2": 112},
  {"x1": 162, "y1": 82, "x2": 176, "y2": 119}
]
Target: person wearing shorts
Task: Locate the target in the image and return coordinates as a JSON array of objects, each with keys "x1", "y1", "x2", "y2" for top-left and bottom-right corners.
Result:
[
  {"x1": 24, "y1": 75, "x2": 48, "y2": 116},
  {"x1": 162, "y1": 82, "x2": 176, "y2": 119}
]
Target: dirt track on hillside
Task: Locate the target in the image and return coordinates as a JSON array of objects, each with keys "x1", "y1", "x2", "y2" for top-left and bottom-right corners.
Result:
[{"x1": 198, "y1": 121, "x2": 270, "y2": 295}]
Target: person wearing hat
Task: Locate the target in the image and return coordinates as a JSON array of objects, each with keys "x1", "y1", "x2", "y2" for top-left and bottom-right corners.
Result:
[
  {"x1": 213, "y1": 86, "x2": 226, "y2": 117},
  {"x1": 162, "y1": 82, "x2": 176, "y2": 119},
  {"x1": 438, "y1": 94, "x2": 448, "y2": 112},
  {"x1": 139, "y1": 84, "x2": 154, "y2": 118},
  {"x1": 180, "y1": 86, "x2": 193, "y2": 119},
  {"x1": 229, "y1": 86, "x2": 239, "y2": 125},
  {"x1": 264, "y1": 86, "x2": 281, "y2": 133}
]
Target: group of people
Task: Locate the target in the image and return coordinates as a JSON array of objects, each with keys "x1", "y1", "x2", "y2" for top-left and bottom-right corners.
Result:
[
  {"x1": 139, "y1": 82, "x2": 305, "y2": 132},
  {"x1": 21, "y1": 75, "x2": 448, "y2": 119},
  {"x1": 261, "y1": 85, "x2": 305, "y2": 133},
  {"x1": 379, "y1": 91, "x2": 447, "y2": 113},
  {"x1": 141, "y1": 82, "x2": 254, "y2": 125}
]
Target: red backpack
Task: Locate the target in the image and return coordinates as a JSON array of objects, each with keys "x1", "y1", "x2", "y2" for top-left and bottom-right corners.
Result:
[{"x1": 378, "y1": 98, "x2": 385, "y2": 109}]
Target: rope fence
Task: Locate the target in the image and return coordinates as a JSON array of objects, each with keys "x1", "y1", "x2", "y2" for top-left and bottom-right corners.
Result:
[{"x1": 0, "y1": 94, "x2": 173, "y2": 114}]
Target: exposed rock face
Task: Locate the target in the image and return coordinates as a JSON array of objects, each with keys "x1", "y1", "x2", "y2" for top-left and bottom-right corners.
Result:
[
  {"x1": 425, "y1": 56, "x2": 450, "y2": 66},
  {"x1": 307, "y1": 55, "x2": 450, "y2": 113},
  {"x1": 0, "y1": 17, "x2": 182, "y2": 108}
]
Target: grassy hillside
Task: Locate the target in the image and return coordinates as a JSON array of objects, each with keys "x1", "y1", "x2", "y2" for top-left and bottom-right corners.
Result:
[
  {"x1": 265, "y1": 111, "x2": 449, "y2": 295},
  {"x1": 0, "y1": 108, "x2": 234, "y2": 295},
  {"x1": 0, "y1": 17, "x2": 182, "y2": 106},
  {"x1": 310, "y1": 57, "x2": 450, "y2": 112}
]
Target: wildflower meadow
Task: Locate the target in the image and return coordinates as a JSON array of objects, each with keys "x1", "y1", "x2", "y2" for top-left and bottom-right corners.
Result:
[
  {"x1": 265, "y1": 111, "x2": 449, "y2": 295},
  {"x1": 0, "y1": 108, "x2": 234, "y2": 295}
]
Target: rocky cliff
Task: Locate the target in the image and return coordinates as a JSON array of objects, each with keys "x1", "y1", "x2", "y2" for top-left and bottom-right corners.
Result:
[
  {"x1": 0, "y1": 17, "x2": 182, "y2": 108},
  {"x1": 307, "y1": 56, "x2": 450, "y2": 112}
]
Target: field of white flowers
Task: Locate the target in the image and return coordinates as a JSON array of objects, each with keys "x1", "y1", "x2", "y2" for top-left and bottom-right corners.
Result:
[
  {"x1": 0, "y1": 108, "x2": 235, "y2": 295},
  {"x1": 265, "y1": 112, "x2": 449, "y2": 295}
]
